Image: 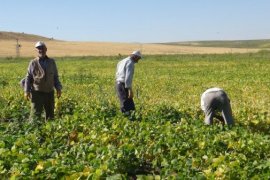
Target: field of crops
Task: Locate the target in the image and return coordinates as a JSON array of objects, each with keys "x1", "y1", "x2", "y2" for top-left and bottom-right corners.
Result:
[{"x1": 0, "y1": 52, "x2": 269, "y2": 179}]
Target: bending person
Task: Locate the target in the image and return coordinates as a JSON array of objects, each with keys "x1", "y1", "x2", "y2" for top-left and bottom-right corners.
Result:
[{"x1": 201, "y1": 87, "x2": 234, "y2": 125}]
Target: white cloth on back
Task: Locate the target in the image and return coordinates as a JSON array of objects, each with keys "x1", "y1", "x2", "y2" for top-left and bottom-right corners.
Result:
[{"x1": 201, "y1": 87, "x2": 223, "y2": 111}]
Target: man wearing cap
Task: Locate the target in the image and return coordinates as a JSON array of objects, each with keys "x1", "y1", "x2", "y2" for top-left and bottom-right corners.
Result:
[
  {"x1": 115, "y1": 50, "x2": 142, "y2": 115},
  {"x1": 201, "y1": 87, "x2": 234, "y2": 125},
  {"x1": 24, "y1": 41, "x2": 62, "y2": 122}
]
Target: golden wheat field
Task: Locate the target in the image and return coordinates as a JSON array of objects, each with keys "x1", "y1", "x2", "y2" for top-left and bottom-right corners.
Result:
[{"x1": 0, "y1": 39, "x2": 260, "y2": 57}]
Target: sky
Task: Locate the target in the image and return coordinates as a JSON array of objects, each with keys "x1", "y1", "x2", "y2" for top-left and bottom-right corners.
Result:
[{"x1": 1, "y1": 0, "x2": 270, "y2": 43}]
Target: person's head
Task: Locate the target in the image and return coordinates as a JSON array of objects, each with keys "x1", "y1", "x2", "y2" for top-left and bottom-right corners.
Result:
[
  {"x1": 130, "y1": 50, "x2": 142, "y2": 63},
  {"x1": 35, "y1": 41, "x2": 47, "y2": 58}
]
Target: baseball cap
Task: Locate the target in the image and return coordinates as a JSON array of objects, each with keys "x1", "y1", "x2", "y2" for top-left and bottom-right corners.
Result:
[{"x1": 35, "y1": 41, "x2": 46, "y2": 48}]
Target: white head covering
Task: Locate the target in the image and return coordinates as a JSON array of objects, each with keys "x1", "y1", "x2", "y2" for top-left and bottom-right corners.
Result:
[
  {"x1": 131, "y1": 50, "x2": 142, "y2": 58},
  {"x1": 35, "y1": 41, "x2": 46, "y2": 48}
]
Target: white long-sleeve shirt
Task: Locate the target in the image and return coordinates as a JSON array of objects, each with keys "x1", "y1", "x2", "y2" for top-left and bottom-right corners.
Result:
[
  {"x1": 200, "y1": 87, "x2": 223, "y2": 111},
  {"x1": 115, "y1": 57, "x2": 135, "y2": 88}
]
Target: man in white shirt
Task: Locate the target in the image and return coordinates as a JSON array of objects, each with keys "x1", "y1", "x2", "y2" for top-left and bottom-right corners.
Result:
[
  {"x1": 201, "y1": 87, "x2": 234, "y2": 125},
  {"x1": 115, "y1": 50, "x2": 142, "y2": 114}
]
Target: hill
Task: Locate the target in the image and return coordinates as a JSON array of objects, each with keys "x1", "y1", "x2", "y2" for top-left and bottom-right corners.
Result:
[
  {"x1": 0, "y1": 31, "x2": 264, "y2": 57},
  {"x1": 0, "y1": 31, "x2": 56, "y2": 41},
  {"x1": 162, "y1": 39, "x2": 270, "y2": 49}
]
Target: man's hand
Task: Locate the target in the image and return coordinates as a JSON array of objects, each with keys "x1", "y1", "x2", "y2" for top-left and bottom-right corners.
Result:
[
  {"x1": 57, "y1": 90, "x2": 62, "y2": 98},
  {"x1": 128, "y1": 89, "x2": 133, "y2": 99},
  {"x1": 24, "y1": 92, "x2": 31, "y2": 100}
]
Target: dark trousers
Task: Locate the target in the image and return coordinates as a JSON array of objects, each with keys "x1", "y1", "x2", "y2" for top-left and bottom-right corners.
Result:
[
  {"x1": 115, "y1": 82, "x2": 135, "y2": 113},
  {"x1": 30, "y1": 91, "x2": 55, "y2": 121}
]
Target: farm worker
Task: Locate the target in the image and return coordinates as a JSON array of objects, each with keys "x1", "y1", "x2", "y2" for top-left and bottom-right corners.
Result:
[
  {"x1": 201, "y1": 87, "x2": 234, "y2": 125},
  {"x1": 115, "y1": 50, "x2": 142, "y2": 115},
  {"x1": 23, "y1": 41, "x2": 62, "y2": 122}
]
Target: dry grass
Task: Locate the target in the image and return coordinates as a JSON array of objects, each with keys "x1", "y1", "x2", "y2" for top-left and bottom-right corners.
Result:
[
  {"x1": 0, "y1": 31, "x2": 53, "y2": 41},
  {"x1": 0, "y1": 40, "x2": 260, "y2": 57}
]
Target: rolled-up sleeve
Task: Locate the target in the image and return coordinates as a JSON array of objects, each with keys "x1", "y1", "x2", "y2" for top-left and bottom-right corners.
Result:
[{"x1": 124, "y1": 61, "x2": 134, "y2": 89}]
